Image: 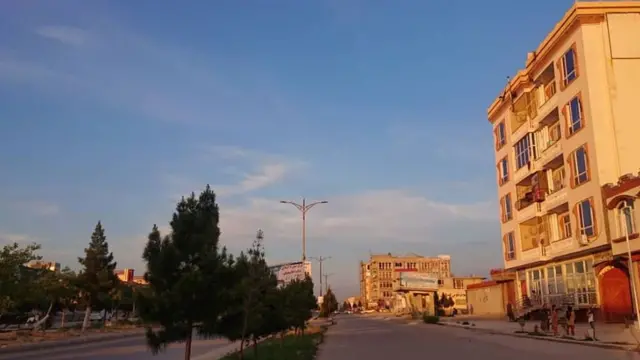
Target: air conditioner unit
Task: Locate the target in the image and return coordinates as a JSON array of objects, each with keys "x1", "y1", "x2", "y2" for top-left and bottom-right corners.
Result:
[{"x1": 578, "y1": 233, "x2": 589, "y2": 246}]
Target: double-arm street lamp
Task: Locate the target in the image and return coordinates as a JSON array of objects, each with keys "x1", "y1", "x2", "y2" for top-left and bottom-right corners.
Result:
[{"x1": 280, "y1": 198, "x2": 328, "y2": 262}]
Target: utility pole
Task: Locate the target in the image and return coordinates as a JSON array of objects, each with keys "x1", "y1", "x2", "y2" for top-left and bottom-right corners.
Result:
[
  {"x1": 323, "y1": 273, "x2": 333, "y2": 294},
  {"x1": 279, "y1": 198, "x2": 328, "y2": 261},
  {"x1": 310, "y1": 256, "x2": 331, "y2": 297}
]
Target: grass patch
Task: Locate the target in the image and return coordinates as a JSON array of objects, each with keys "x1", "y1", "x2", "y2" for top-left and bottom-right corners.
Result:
[{"x1": 220, "y1": 329, "x2": 325, "y2": 360}]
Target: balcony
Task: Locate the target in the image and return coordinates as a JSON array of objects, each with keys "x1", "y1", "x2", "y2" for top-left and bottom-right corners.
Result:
[
  {"x1": 545, "y1": 187, "x2": 568, "y2": 210},
  {"x1": 518, "y1": 201, "x2": 543, "y2": 221},
  {"x1": 514, "y1": 164, "x2": 532, "y2": 184},
  {"x1": 537, "y1": 140, "x2": 562, "y2": 168},
  {"x1": 521, "y1": 246, "x2": 542, "y2": 261},
  {"x1": 534, "y1": 64, "x2": 557, "y2": 124},
  {"x1": 547, "y1": 236, "x2": 575, "y2": 255}
]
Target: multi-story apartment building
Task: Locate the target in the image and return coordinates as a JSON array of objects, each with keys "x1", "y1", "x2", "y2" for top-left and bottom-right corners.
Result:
[
  {"x1": 487, "y1": 1, "x2": 640, "y2": 321},
  {"x1": 359, "y1": 253, "x2": 451, "y2": 307}
]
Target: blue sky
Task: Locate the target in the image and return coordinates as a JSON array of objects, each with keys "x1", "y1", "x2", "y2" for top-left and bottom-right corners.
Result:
[{"x1": 0, "y1": 0, "x2": 575, "y2": 299}]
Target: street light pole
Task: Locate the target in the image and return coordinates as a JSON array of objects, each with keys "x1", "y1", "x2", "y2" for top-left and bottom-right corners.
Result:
[
  {"x1": 280, "y1": 198, "x2": 328, "y2": 262},
  {"x1": 324, "y1": 273, "x2": 333, "y2": 294},
  {"x1": 622, "y1": 205, "x2": 640, "y2": 330},
  {"x1": 310, "y1": 256, "x2": 331, "y2": 297}
]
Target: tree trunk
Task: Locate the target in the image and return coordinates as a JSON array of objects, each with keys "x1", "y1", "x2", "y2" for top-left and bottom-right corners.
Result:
[
  {"x1": 252, "y1": 337, "x2": 258, "y2": 358},
  {"x1": 31, "y1": 302, "x2": 53, "y2": 333},
  {"x1": 82, "y1": 306, "x2": 91, "y2": 333},
  {"x1": 61, "y1": 309, "x2": 66, "y2": 329},
  {"x1": 184, "y1": 326, "x2": 193, "y2": 360},
  {"x1": 239, "y1": 337, "x2": 245, "y2": 360}
]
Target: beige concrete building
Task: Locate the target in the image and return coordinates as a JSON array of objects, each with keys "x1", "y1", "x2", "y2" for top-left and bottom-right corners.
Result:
[
  {"x1": 359, "y1": 253, "x2": 451, "y2": 308},
  {"x1": 487, "y1": 1, "x2": 640, "y2": 322},
  {"x1": 26, "y1": 260, "x2": 60, "y2": 272}
]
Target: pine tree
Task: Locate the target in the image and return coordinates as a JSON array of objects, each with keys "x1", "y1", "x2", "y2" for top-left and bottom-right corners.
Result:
[
  {"x1": 138, "y1": 185, "x2": 231, "y2": 360},
  {"x1": 77, "y1": 221, "x2": 118, "y2": 332}
]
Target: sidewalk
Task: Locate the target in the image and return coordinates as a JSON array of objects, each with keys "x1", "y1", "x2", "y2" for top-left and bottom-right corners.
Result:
[
  {"x1": 0, "y1": 328, "x2": 146, "y2": 355},
  {"x1": 438, "y1": 315, "x2": 640, "y2": 349}
]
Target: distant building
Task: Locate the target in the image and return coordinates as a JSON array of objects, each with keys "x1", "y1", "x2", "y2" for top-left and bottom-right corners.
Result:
[
  {"x1": 115, "y1": 268, "x2": 148, "y2": 285},
  {"x1": 26, "y1": 260, "x2": 60, "y2": 272},
  {"x1": 359, "y1": 253, "x2": 452, "y2": 308}
]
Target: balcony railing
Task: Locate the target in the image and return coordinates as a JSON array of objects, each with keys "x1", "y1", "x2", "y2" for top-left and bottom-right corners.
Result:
[
  {"x1": 545, "y1": 186, "x2": 568, "y2": 210},
  {"x1": 536, "y1": 140, "x2": 562, "y2": 167},
  {"x1": 548, "y1": 236, "x2": 575, "y2": 255}
]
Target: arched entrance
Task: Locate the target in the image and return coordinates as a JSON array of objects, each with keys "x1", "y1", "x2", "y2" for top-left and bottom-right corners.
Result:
[{"x1": 599, "y1": 263, "x2": 633, "y2": 323}]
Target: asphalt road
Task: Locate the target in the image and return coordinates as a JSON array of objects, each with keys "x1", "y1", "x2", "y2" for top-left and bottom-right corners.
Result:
[
  {"x1": 319, "y1": 315, "x2": 640, "y2": 360},
  {"x1": 0, "y1": 334, "x2": 234, "y2": 360}
]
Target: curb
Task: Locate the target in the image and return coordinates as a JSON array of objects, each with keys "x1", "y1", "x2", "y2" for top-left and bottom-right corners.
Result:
[
  {"x1": 437, "y1": 322, "x2": 636, "y2": 351},
  {"x1": 0, "y1": 329, "x2": 145, "y2": 355}
]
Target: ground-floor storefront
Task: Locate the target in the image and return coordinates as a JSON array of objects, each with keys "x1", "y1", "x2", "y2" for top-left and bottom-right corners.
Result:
[{"x1": 511, "y1": 248, "x2": 640, "y2": 322}]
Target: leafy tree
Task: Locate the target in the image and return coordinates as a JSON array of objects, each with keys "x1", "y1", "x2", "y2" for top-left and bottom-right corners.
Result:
[
  {"x1": 447, "y1": 295, "x2": 455, "y2": 309},
  {"x1": 30, "y1": 267, "x2": 78, "y2": 331},
  {"x1": 220, "y1": 230, "x2": 275, "y2": 359},
  {"x1": 433, "y1": 292, "x2": 441, "y2": 315},
  {"x1": 55, "y1": 267, "x2": 78, "y2": 328},
  {"x1": 439, "y1": 292, "x2": 448, "y2": 308},
  {"x1": 77, "y1": 221, "x2": 119, "y2": 332},
  {"x1": 341, "y1": 301, "x2": 349, "y2": 311},
  {"x1": 138, "y1": 186, "x2": 231, "y2": 360},
  {"x1": 283, "y1": 276, "x2": 316, "y2": 334},
  {"x1": 320, "y1": 288, "x2": 338, "y2": 317},
  {"x1": 357, "y1": 300, "x2": 362, "y2": 309},
  {"x1": 0, "y1": 243, "x2": 41, "y2": 317}
]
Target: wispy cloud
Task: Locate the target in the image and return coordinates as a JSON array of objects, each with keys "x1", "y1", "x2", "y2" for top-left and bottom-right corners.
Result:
[
  {"x1": 1, "y1": 21, "x2": 300, "y2": 128},
  {"x1": 35, "y1": 25, "x2": 89, "y2": 46},
  {"x1": 14, "y1": 201, "x2": 60, "y2": 216},
  {"x1": 164, "y1": 145, "x2": 305, "y2": 200},
  {"x1": 0, "y1": 232, "x2": 40, "y2": 244}
]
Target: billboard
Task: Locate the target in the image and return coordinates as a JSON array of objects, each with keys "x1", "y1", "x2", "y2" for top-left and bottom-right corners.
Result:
[
  {"x1": 398, "y1": 272, "x2": 439, "y2": 290},
  {"x1": 270, "y1": 261, "x2": 311, "y2": 287}
]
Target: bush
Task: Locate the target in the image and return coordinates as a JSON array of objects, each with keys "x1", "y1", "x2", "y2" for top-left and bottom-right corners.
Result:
[{"x1": 422, "y1": 314, "x2": 440, "y2": 324}]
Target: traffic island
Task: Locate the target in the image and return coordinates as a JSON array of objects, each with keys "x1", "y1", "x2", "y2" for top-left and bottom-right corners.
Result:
[{"x1": 218, "y1": 326, "x2": 327, "y2": 360}]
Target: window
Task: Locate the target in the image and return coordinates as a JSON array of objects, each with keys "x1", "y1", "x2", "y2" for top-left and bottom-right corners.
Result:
[
  {"x1": 500, "y1": 193, "x2": 513, "y2": 222},
  {"x1": 514, "y1": 134, "x2": 536, "y2": 169},
  {"x1": 546, "y1": 266, "x2": 565, "y2": 296},
  {"x1": 454, "y1": 279, "x2": 464, "y2": 289},
  {"x1": 497, "y1": 157, "x2": 509, "y2": 185},
  {"x1": 549, "y1": 122, "x2": 561, "y2": 143},
  {"x1": 565, "y1": 95, "x2": 584, "y2": 135},
  {"x1": 504, "y1": 232, "x2": 515, "y2": 260},
  {"x1": 551, "y1": 167, "x2": 566, "y2": 193},
  {"x1": 559, "y1": 213, "x2": 572, "y2": 240},
  {"x1": 617, "y1": 200, "x2": 636, "y2": 237},
  {"x1": 576, "y1": 198, "x2": 596, "y2": 237},
  {"x1": 495, "y1": 121, "x2": 506, "y2": 150},
  {"x1": 565, "y1": 259, "x2": 596, "y2": 305},
  {"x1": 559, "y1": 46, "x2": 578, "y2": 87},
  {"x1": 569, "y1": 145, "x2": 590, "y2": 187},
  {"x1": 505, "y1": 193, "x2": 512, "y2": 221}
]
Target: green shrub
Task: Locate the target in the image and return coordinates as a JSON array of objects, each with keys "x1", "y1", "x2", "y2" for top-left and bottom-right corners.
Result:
[{"x1": 422, "y1": 314, "x2": 440, "y2": 324}]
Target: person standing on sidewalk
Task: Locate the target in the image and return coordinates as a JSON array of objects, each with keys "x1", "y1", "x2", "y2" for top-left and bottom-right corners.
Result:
[
  {"x1": 551, "y1": 305, "x2": 559, "y2": 336},
  {"x1": 567, "y1": 306, "x2": 576, "y2": 336},
  {"x1": 587, "y1": 307, "x2": 597, "y2": 340}
]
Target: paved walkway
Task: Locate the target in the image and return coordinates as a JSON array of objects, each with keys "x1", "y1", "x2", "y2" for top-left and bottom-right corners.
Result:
[
  {"x1": 318, "y1": 315, "x2": 640, "y2": 359},
  {"x1": 440, "y1": 315, "x2": 640, "y2": 345}
]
